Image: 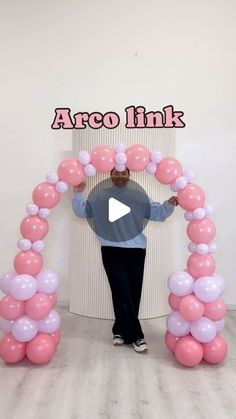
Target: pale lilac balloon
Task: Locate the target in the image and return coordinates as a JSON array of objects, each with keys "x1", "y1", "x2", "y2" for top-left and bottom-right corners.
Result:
[
  {"x1": 146, "y1": 162, "x2": 157, "y2": 174},
  {"x1": 32, "y1": 240, "x2": 45, "y2": 252},
  {"x1": 212, "y1": 273, "x2": 226, "y2": 295},
  {"x1": 174, "y1": 176, "x2": 188, "y2": 189},
  {"x1": 208, "y1": 243, "x2": 217, "y2": 254},
  {"x1": 10, "y1": 274, "x2": 37, "y2": 301},
  {"x1": 193, "y1": 276, "x2": 221, "y2": 303},
  {"x1": 190, "y1": 316, "x2": 216, "y2": 343},
  {"x1": 188, "y1": 242, "x2": 197, "y2": 253},
  {"x1": 204, "y1": 204, "x2": 213, "y2": 216},
  {"x1": 38, "y1": 208, "x2": 50, "y2": 219},
  {"x1": 193, "y1": 208, "x2": 206, "y2": 219},
  {"x1": 151, "y1": 150, "x2": 162, "y2": 164},
  {"x1": 115, "y1": 164, "x2": 126, "y2": 172},
  {"x1": 115, "y1": 152, "x2": 127, "y2": 164},
  {"x1": 78, "y1": 151, "x2": 91, "y2": 165},
  {"x1": 26, "y1": 203, "x2": 39, "y2": 216},
  {"x1": 38, "y1": 310, "x2": 61, "y2": 334},
  {"x1": 196, "y1": 243, "x2": 209, "y2": 255},
  {"x1": 114, "y1": 143, "x2": 126, "y2": 153},
  {"x1": 166, "y1": 311, "x2": 190, "y2": 337},
  {"x1": 46, "y1": 171, "x2": 59, "y2": 184},
  {"x1": 55, "y1": 181, "x2": 68, "y2": 193},
  {"x1": 215, "y1": 318, "x2": 225, "y2": 333},
  {"x1": 17, "y1": 239, "x2": 32, "y2": 251},
  {"x1": 0, "y1": 316, "x2": 14, "y2": 333},
  {"x1": 36, "y1": 270, "x2": 59, "y2": 294},
  {"x1": 11, "y1": 315, "x2": 38, "y2": 342},
  {"x1": 168, "y1": 270, "x2": 194, "y2": 297},
  {"x1": 183, "y1": 169, "x2": 194, "y2": 182},
  {"x1": 0, "y1": 271, "x2": 16, "y2": 293},
  {"x1": 84, "y1": 164, "x2": 96, "y2": 177},
  {"x1": 184, "y1": 211, "x2": 194, "y2": 221},
  {"x1": 170, "y1": 183, "x2": 179, "y2": 192}
]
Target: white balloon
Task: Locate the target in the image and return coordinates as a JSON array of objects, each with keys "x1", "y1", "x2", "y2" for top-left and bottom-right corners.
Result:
[
  {"x1": 174, "y1": 176, "x2": 188, "y2": 189},
  {"x1": 215, "y1": 318, "x2": 225, "y2": 333},
  {"x1": 17, "y1": 239, "x2": 32, "y2": 251},
  {"x1": 78, "y1": 151, "x2": 91, "y2": 165},
  {"x1": 114, "y1": 143, "x2": 126, "y2": 153},
  {"x1": 196, "y1": 243, "x2": 209, "y2": 255},
  {"x1": 84, "y1": 164, "x2": 96, "y2": 177},
  {"x1": 145, "y1": 162, "x2": 157, "y2": 174},
  {"x1": 188, "y1": 242, "x2": 197, "y2": 253},
  {"x1": 32, "y1": 240, "x2": 45, "y2": 252},
  {"x1": 151, "y1": 150, "x2": 162, "y2": 164},
  {"x1": 183, "y1": 169, "x2": 194, "y2": 181},
  {"x1": 184, "y1": 211, "x2": 194, "y2": 221},
  {"x1": 193, "y1": 208, "x2": 206, "y2": 219},
  {"x1": 170, "y1": 183, "x2": 179, "y2": 192},
  {"x1": 46, "y1": 172, "x2": 59, "y2": 184},
  {"x1": 26, "y1": 203, "x2": 39, "y2": 216},
  {"x1": 55, "y1": 181, "x2": 68, "y2": 193},
  {"x1": 115, "y1": 152, "x2": 127, "y2": 165},
  {"x1": 38, "y1": 208, "x2": 50, "y2": 219},
  {"x1": 115, "y1": 163, "x2": 126, "y2": 172},
  {"x1": 204, "y1": 204, "x2": 213, "y2": 216},
  {"x1": 208, "y1": 243, "x2": 217, "y2": 254}
]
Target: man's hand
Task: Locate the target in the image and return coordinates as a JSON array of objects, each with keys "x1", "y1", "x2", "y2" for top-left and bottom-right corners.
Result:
[
  {"x1": 168, "y1": 196, "x2": 178, "y2": 206},
  {"x1": 73, "y1": 181, "x2": 86, "y2": 193}
]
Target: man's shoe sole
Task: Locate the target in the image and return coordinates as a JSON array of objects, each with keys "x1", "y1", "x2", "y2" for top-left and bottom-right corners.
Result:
[{"x1": 132, "y1": 344, "x2": 148, "y2": 353}]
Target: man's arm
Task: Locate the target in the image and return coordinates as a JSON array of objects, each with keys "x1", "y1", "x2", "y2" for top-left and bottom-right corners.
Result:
[
  {"x1": 72, "y1": 182, "x2": 92, "y2": 218},
  {"x1": 147, "y1": 196, "x2": 178, "y2": 221}
]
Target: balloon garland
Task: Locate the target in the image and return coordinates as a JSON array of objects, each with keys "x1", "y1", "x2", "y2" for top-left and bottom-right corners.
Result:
[{"x1": 0, "y1": 144, "x2": 227, "y2": 366}]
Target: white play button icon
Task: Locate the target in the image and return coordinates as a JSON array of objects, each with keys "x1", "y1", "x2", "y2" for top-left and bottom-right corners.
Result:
[{"x1": 108, "y1": 197, "x2": 131, "y2": 222}]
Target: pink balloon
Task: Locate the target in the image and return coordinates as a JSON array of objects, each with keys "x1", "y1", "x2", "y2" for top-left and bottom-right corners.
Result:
[
  {"x1": 25, "y1": 293, "x2": 53, "y2": 320},
  {"x1": 26, "y1": 333, "x2": 56, "y2": 364},
  {"x1": 0, "y1": 333, "x2": 26, "y2": 364},
  {"x1": 165, "y1": 331, "x2": 180, "y2": 353},
  {"x1": 203, "y1": 335, "x2": 228, "y2": 364},
  {"x1": 51, "y1": 329, "x2": 61, "y2": 347},
  {"x1": 32, "y1": 182, "x2": 61, "y2": 209},
  {"x1": 155, "y1": 157, "x2": 183, "y2": 184},
  {"x1": 14, "y1": 250, "x2": 43, "y2": 276},
  {"x1": 187, "y1": 253, "x2": 216, "y2": 279},
  {"x1": 174, "y1": 336, "x2": 204, "y2": 367},
  {"x1": 126, "y1": 144, "x2": 150, "y2": 171},
  {"x1": 204, "y1": 299, "x2": 226, "y2": 321},
  {"x1": 0, "y1": 294, "x2": 25, "y2": 320},
  {"x1": 179, "y1": 294, "x2": 205, "y2": 321},
  {"x1": 57, "y1": 159, "x2": 84, "y2": 185},
  {"x1": 48, "y1": 292, "x2": 57, "y2": 306},
  {"x1": 168, "y1": 293, "x2": 182, "y2": 310},
  {"x1": 177, "y1": 183, "x2": 206, "y2": 211},
  {"x1": 90, "y1": 146, "x2": 115, "y2": 172},
  {"x1": 187, "y1": 218, "x2": 216, "y2": 244},
  {"x1": 20, "y1": 215, "x2": 49, "y2": 242}
]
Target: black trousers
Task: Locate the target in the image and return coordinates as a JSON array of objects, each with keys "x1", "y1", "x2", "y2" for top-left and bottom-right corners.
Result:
[{"x1": 101, "y1": 246, "x2": 146, "y2": 344}]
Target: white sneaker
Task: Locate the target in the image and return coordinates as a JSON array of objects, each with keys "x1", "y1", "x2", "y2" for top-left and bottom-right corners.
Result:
[
  {"x1": 113, "y1": 334, "x2": 124, "y2": 346},
  {"x1": 132, "y1": 339, "x2": 148, "y2": 353}
]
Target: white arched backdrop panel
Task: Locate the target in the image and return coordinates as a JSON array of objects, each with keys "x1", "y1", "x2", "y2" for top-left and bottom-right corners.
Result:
[{"x1": 70, "y1": 126, "x2": 175, "y2": 319}]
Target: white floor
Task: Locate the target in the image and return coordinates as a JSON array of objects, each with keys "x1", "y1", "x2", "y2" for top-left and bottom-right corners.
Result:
[{"x1": 0, "y1": 308, "x2": 235, "y2": 419}]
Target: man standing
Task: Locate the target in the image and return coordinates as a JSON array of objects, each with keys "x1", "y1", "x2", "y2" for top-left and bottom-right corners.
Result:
[{"x1": 72, "y1": 167, "x2": 178, "y2": 353}]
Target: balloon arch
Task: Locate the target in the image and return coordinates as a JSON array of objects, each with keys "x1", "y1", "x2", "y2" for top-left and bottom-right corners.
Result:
[{"x1": 0, "y1": 144, "x2": 227, "y2": 367}]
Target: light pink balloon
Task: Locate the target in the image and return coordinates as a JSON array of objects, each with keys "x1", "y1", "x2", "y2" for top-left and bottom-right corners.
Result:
[
  {"x1": 187, "y1": 253, "x2": 216, "y2": 279},
  {"x1": 0, "y1": 271, "x2": 16, "y2": 294},
  {"x1": 165, "y1": 331, "x2": 180, "y2": 353},
  {"x1": 204, "y1": 299, "x2": 226, "y2": 321},
  {"x1": 38, "y1": 309, "x2": 60, "y2": 334},
  {"x1": 177, "y1": 183, "x2": 206, "y2": 211},
  {"x1": 0, "y1": 333, "x2": 26, "y2": 364},
  {"x1": 203, "y1": 335, "x2": 228, "y2": 364},
  {"x1": 168, "y1": 293, "x2": 182, "y2": 310},
  {"x1": 179, "y1": 294, "x2": 205, "y2": 321},
  {"x1": 90, "y1": 146, "x2": 115, "y2": 172},
  {"x1": 9, "y1": 274, "x2": 37, "y2": 301},
  {"x1": 174, "y1": 336, "x2": 203, "y2": 367},
  {"x1": 26, "y1": 333, "x2": 56, "y2": 364},
  {"x1": 0, "y1": 294, "x2": 25, "y2": 320},
  {"x1": 57, "y1": 159, "x2": 84, "y2": 186},
  {"x1": 20, "y1": 215, "x2": 49, "y2": 242},
  {"x1": 126, "y1": 144, "x2": 150, "y2": 171},
  {"x1": 32, "y1": 182, "x2": 61, "y2": 209},
  {"x1": 187, "y1": 218, "x2": 216, "y2": 244},
  {"x1": 25, "y1": 293, "x2": 53, "y2": 320},
  {"x1": 155, "y1": 157, "x2": 183, "y2": 184},
  {"x1": 14, "y1": 250, "x2": 43, "y2": 276}
]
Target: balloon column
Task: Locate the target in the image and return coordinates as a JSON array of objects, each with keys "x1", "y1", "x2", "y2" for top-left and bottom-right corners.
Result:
[{"x1": 0, "y1": 144, "x2": 227, "y2": 367}]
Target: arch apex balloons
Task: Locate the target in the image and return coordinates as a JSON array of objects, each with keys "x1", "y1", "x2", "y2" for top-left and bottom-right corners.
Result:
[{"x1": 126, "y1": 144, "x2": 150, "y2": 171}]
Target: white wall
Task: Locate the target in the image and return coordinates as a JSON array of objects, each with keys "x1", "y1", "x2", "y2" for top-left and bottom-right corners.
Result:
[{"x1": 0, "y1": 1, "x2": 235, "y2": 306}]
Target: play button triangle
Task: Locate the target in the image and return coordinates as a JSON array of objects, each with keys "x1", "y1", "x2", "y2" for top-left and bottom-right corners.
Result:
[{"x1": 108, "y1": 197, "x2": 131, "y2": 222}]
